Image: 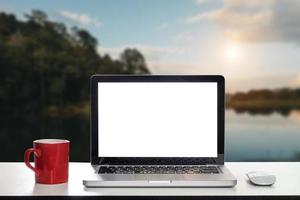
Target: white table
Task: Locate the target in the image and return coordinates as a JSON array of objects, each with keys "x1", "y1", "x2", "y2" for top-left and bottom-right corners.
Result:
[{"x1": 0, "y1": 162, "x2": 299, "y2": 198}]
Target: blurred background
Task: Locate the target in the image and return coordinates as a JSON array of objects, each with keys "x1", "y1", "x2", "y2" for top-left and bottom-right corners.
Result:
[{"x1": 1, "y1": 0, "x2": 300, "y2": 162}]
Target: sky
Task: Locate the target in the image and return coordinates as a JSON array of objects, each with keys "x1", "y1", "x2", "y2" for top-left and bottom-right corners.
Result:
[{"x1": 1, "y1": 0, "x2": 300, "y2": 92}]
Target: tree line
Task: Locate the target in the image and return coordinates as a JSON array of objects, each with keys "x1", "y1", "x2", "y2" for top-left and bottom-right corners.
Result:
[
  {"x1": 0, "y1": 10, "x2": 150, "y2": 115},
  {"x1": 229, "y1": 88, "x2": 300, "y2": 101}
]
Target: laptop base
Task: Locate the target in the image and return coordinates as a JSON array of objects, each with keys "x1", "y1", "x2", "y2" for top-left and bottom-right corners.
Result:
[{"x1": 83, "y1": 165, "x2": 237, "y2": 188}]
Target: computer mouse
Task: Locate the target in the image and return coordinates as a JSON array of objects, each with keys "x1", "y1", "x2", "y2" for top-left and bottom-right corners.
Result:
[{"x1": 247, "y1": 171, "x2": 276, "y2": 186}]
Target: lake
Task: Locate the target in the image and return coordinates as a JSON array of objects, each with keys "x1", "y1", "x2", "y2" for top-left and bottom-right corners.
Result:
[
  {"x1": 1, "y1": 109, "x2": 300, "y2": 162},
  {"x1": 225, "y1": 109, "x2": 300, "y2": 161}
]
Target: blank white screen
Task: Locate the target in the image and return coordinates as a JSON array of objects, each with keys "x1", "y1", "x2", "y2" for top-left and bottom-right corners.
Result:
[{"x1": 98, "y1": 82, "x2": 218, "y2": 157}]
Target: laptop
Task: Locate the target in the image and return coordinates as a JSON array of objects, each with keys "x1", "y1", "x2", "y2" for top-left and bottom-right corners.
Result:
[{"x1": 83, "y1": 75, "x2": 237, "y2": 187}]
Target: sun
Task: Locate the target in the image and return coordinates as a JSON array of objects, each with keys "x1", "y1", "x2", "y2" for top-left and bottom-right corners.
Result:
[{"x1": 225, "y1": 44, "x2": 240, "y2": 62}]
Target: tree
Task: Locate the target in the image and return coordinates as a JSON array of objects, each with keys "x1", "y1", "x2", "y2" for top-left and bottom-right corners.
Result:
[
  {"x1": 0, "y1": 10, "x2": 151, "y2": 115},
  {"x1": 120, "y1": 48, "x2": 150, "y2": 74},
  {"x1": 25, "y1": 10, "x2": 48, "y2": 26},
  {"x1": 71, "y1": 27, "x2": 98, "y2": 50}
]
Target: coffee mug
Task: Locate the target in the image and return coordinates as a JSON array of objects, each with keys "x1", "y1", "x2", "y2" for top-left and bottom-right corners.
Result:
[{"x1": 24, "y1": 139, "x2": 69, "y2": 184}]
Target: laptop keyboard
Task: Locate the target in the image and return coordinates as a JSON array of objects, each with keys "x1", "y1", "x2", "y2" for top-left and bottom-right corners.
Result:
[{"x1": 98, "y1": 166, "x2": 220, "y2": 174}]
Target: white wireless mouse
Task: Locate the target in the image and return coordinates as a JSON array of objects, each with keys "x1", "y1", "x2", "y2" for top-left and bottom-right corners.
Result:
[{"x1": 247, "y1": 171, "x2": 276, "y2": 186}]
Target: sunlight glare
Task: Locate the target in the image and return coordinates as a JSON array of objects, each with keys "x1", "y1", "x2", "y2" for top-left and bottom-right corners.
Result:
[{"x1": 225, "y1": 44, "x2": 240, "y2": 62}]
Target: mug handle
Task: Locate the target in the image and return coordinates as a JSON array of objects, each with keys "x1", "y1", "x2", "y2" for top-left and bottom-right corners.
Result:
[{"x1": 24, "y1": 148, "x2": 41, "y2": 176}]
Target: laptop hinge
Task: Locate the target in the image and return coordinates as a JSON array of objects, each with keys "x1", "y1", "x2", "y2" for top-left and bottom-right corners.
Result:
[{"x1": 96, "y1": 164, "x2": 219, "y2": 166}]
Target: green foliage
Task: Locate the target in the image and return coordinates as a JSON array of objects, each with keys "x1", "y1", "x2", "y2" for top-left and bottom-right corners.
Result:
[
  {"x1": 120, "y1": 48, "x2": 150, "y2": 74},
  {"x1": 0, "y1": 10, "x2": 150, "y2": 115}
]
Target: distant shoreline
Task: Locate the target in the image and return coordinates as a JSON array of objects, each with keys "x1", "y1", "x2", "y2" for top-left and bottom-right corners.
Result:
[
  {"x1": 225, "y1": 88, "x2": 300, "y2": 111},
  {"x1": 226, "y1": 99, "x2": 300, "y2": 109}
]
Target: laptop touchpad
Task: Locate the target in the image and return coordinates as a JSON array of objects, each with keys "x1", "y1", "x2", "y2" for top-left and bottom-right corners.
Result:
[{"x1": 148, "y1": 180, "x2": 172, "y2": 184}]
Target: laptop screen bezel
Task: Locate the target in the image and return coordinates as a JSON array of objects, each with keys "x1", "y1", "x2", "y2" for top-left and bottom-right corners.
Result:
[{"x1": 91, "y1": 75, "x2": 225, "y2": 165}]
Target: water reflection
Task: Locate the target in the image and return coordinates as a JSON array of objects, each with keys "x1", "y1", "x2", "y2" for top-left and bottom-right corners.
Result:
[
  {"x1": 225, "y1": 109, "x2": 300, "y2": 161},
  {"x1": 1, "y1": 109, "x2": 300, "y2": 162},
  {"x1": 289, "y1": 110, "x2": 300, "y2": 123},
  {"x1": 229, "y1": 107, "x2": 292, "y2": 116}
]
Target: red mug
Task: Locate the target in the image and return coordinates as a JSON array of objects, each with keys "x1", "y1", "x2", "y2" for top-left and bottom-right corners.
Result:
[{"x1": 24, "y1": 139, "x2": 69, "y2": 184}]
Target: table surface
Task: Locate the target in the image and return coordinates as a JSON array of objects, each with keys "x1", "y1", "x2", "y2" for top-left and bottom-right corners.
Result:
[{"x1": 0, "y1": 162, "x2": 299, "y2": 196}]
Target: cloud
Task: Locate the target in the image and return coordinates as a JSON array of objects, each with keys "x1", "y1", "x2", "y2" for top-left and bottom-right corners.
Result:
[
  {"x1": 59, "y1": 10, "x2": 101, "y2": 28},
  {"x1": 172, "y1": 32, "x2": 194, "y2": 42},
  {"x1": 289, "y1": 74, "x2": 300, "y2": 87},
  {"x1": 187, "y1": 0, "x2": 300, "y2": 43},
  {"x1": 147, "y1": 62, "x2": 204, "y2": 75},
  {"x1": 193, "y1": 0, "x2": 213, "y2": 5},
  {"x1": 228, "y1": 74, "x2": 297, "y2": 92}
]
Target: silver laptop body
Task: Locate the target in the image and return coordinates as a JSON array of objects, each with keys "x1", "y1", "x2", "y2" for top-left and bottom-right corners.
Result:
[{"x1": 83, "y1": 75, "x2": 237, "y2": 187}]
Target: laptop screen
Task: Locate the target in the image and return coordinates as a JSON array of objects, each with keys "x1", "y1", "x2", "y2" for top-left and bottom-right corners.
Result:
[{"x1": 98, "y1": 82, "x2": 218, "y2": 158}]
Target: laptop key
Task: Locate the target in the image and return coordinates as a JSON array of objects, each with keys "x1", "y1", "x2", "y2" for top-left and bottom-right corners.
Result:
[{"x1": 98, "y1": 166, "x2": 220, "y2": 174}]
